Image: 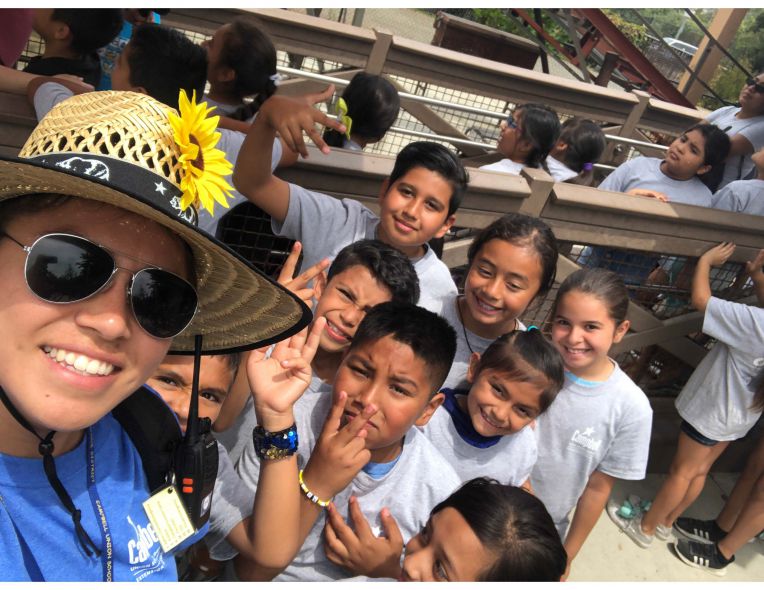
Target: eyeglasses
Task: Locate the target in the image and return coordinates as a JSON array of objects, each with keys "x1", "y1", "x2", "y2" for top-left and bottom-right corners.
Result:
[
  {"x1": 745, "y1": 78, "x2": 764, "y2": 94},
  {"x1": 505, "y1": 112, "x2": 518, "y2": 129},
  {"x1": 2, "y1": 232, "x2": 198, "y2": 339}
]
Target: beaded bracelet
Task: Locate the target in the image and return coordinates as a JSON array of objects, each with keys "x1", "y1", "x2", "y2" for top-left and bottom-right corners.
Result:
[{"x1": 298, "y1": 469, "x2": 331, "y2": 508}]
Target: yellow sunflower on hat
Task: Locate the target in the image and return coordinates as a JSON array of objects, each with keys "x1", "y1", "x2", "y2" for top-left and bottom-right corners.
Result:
[{"x1": 168, "y1": 89, "x2": 234, "y2": 215}]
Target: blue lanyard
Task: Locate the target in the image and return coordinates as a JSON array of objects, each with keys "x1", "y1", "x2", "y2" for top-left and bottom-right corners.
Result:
[
  {"x1": 85, "y1": 427, "x2": 113, "y2": 581},
  {"x1": 1, "y1": 427, "x2": 113, "y2": 581}
]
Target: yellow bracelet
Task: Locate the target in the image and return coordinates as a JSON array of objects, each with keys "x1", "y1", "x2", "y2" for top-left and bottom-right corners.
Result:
[{"x1": 298, "y1": 469, "x2": 331, "y2": 508}]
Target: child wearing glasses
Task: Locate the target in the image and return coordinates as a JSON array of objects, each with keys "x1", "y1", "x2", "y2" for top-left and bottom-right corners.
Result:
[
  {"x1": 479, "y1": 103, "x2": 560, "y2": 176},
  {"x1": 705, "y1": 72, "x2": 764, "y2": 190},
  {"x1": 0, "y1": 91, "x2": 309, "y2": 581}
]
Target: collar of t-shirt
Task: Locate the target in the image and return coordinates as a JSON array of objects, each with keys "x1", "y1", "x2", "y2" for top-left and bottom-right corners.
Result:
[
  {"x1": 362, "y1": 454, "x2": 402, "y2": 479},
  {"x1": 441, "y1": 388, "x2": 502, "y2": 449}
]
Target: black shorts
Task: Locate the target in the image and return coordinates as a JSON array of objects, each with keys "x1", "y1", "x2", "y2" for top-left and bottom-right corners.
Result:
[{"x1": 680, "y1": 420, "x2": 719, "y2": 447}]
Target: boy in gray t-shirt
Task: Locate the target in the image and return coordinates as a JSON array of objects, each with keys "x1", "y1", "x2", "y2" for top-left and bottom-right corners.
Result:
[
  {"x1": 711, "y1": 146, "x2": 764, "y2": 216},
  {"x1": 235, "y1": 303, "x2": 461, "y2": 581},
  {"x1": 232, "y1": 93, "x2": 469, "y2": 313}
]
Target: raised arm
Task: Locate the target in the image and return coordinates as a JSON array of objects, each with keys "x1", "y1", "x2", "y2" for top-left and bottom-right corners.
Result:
[
  {"x1": 232, "y1": 86, "x2": 343, "y2": 224},
  {"x1": 691, "y1": 242, "x2": 736, "y2": 312}
]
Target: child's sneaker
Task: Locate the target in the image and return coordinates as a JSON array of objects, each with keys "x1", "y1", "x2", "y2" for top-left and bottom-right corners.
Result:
[
  {"x1": 607, "y1": 501, "x2": 653, "y2": 548},
  {"x1": 655, "y1": 523, "x2": 672, "y2": 542},
  {"x1": 673, "y1": 517, "x2": 724, "y2": 544},
  {"x1": 673, "y1": 539, "x2": 733, "y2": 576}
]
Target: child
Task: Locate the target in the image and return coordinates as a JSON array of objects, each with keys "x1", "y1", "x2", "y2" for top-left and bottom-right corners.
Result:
[
  {"x1": 531, "y1": 268, "x2": 653, "y2": 579},
  {"x1": 325, "y1": 477, "x2": 567, "y2": 581},
  {"x1": 581, "y1": 123, "x2": 732, "y2": 286},
  {"x1": 711, "y1": 145, "x2": 764, "y2": 216},
  {"x1": 546, "y1": 117, "x2": 606, "y2": 185},
  {"x1": 202, "y1": 19, "x2": 278, "y2": 121},
  {"x1": 233, "y1": 94, "x2": 469, "y2": 312},
  {"x1": 609, "y1": 245, "x2": 764, "y2": 550},
  {"x1": 97, "y1": 9, "x2": 165, "y2": 91},
  {"x1": 705, "y1": 72, "x2": 764, "y2": 190},
  {"x1": 0, "y1": 91, "x2": 308, "y2": 580},
  {"x1": 214, "y1": 238, "x2": 420, "y2": 464},
  {"x1": 480, "y1": 103, "x2": 560, "y2": 176},
  {"x1": 439, "y1": 212, "x2": 559, "y2": 388},
  {"x1": 236, "y1": 302, "x2": 462, "y2": 581},
  {"x1": 30, "y1": 23, "x2": 208, "y2": 117},
  {"x1": 322, "y1": 72, "x2": 400, "y2": 151},
  {"x1": 420, "y1": 329, "x2": 564, "y2": 488},
  {"x1": 596, "y1": 123, "x2": 731, "y2": 207},
  {"x1": 23, "y1": 9, "x2": 123, "y2": 87},
  {"x1": 673, "y1": 420, "x2": 764, "y2": 575}
]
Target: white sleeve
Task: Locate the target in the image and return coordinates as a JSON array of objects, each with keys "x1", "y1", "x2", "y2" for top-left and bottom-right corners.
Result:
[
  {"x1": 598, "y1": 159, "x2": 632, "y2": 193},
  {"x1": 703, "y1": 297, "x2": 764, "y2": 353}
]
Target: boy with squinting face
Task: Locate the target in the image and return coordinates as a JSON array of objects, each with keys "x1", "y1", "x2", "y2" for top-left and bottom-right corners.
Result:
[{"x1": 234, "y1": 303, "x2": 461, "y2": 581}]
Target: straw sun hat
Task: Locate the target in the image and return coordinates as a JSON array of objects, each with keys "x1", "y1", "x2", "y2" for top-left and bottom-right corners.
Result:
[{"x1": 0, "y1": 90, "x2": 311, "y2": 353}]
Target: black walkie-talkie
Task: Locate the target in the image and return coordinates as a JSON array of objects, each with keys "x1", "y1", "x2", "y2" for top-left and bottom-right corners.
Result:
[{"x1": 174, "y1": 335, "x2": 218, "y2": 530}]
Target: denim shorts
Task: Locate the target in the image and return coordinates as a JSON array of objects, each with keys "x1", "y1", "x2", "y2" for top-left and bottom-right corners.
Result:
[{"x1": 680, "y1": 420, "x2": 719, "y2": 447}]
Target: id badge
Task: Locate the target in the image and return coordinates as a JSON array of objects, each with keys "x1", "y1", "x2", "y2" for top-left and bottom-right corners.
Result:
[{"x1": 142, "y1": 485, "x2": 195, "y2": 552}]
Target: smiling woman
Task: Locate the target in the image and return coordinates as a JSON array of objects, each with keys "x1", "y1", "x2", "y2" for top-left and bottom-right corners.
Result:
[{"x1": 0, "y1": 90, "x2": 309, "y2": 581}]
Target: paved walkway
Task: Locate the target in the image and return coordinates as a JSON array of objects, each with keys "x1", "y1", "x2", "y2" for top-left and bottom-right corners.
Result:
[{"x1": 570, "y1": 473, "x2": 763, "y2": 581}]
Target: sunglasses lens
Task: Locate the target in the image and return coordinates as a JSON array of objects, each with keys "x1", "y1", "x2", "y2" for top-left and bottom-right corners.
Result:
[
  {"x1": 26, "y1": 234, "x2": 114, "y2": 303},
  {"x1": 131, "y1": 269, "x2": 198, "y2": 338}
]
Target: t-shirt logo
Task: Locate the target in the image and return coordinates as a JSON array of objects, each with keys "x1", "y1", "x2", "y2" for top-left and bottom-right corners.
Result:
[
  {"x1": 570, "y1": 427, "x2": 602, "y2": 452},
  {"x1": 126, "y1": 516, "x2": 165, "y2": 581}
]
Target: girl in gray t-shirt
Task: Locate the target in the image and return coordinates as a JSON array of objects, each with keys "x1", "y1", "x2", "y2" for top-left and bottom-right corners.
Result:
[
  {"x1": 532, "y1": 269, "x2": 652, "y2": 579},
  {"x1": 421, "y1": 329, "x2": 564, "y2": 488}
]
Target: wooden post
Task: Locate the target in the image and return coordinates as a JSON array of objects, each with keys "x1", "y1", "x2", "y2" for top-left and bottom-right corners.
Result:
[{"x1": 678, "y1": 9, "x2": 747, "y2": 105}]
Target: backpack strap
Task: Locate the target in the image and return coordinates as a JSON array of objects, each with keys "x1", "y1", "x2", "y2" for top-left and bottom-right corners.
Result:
[{"x1": 111, "y1": 386, "x2": 182, "y2": 492}]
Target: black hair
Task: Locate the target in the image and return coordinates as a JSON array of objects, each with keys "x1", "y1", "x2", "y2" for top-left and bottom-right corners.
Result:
[
  {"x1": 431, "y1": 477, "x2": 567, "y2": 581},
  {"x1": 475, "y1": 330, "x2": 564, "y2": 414},
  {"x1": 323, "y1": 73, "x2": 400, "y2": 148},
  {"x1": 388, "y1": 141, "x2": 468, "y2": 217},
  {"x1": 327, "y1": 239, "x2": 419, "y2": 305},
  {"x1": 556, "y1": 118, "x2": 606, "y2": 185},
  {"x1": 51, "y1": 9, "x2": 123, "y2": 55},
  {"x1": 217, "y1": 352, "x2": 242, "y2": 376},
  {"x1": 126, "y1": 24, "x2": 207, "y2": 111},
  {"x1": 467, "y1": 213, "x2": 559, "y2": 302},
  {"x1": 681, "y1": 123, "x2": 732, "y2": 192},
  {"x1": 516, "y1": 103, "x2": 561, "y2": 169},
  {"x1": 554, "y1": 268, "x2": 630, "y2": 324},
  {"x1": 350, "y1": 302, "x2": 457, "y2": 392},
  {"x1": 216, "y1": 19, "x2": 278, "y2": 121}
]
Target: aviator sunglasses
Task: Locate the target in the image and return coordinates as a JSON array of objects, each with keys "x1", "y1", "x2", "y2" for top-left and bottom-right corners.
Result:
[
  {"x1": 746, "y1": 78, "x2": 764, "y2": 93},
  {"x1": 2, "y1": 232, "x2": 198, "y2": 339}
]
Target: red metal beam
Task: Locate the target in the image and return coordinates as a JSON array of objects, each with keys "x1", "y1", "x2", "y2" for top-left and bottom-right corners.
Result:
[{"x1": 575, "y1": 9, "x2": 693, "y2": 107}]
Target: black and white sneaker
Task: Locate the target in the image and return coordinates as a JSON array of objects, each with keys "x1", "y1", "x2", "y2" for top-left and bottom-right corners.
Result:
[
  {"x1": 673, "y1": 517, "x2": 724, "y2": 544},
  {"x1": 673, "y1": 539, "x2": 733, "y2": 576}
]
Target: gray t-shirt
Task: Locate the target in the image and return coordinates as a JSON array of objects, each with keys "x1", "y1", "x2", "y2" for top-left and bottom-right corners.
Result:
[
  {"x1": 546, "y1": 156, "x2": 578, "y2": 182},
  {"x1": 197, "y1": 129, "x2": 283, "y2": 236},
  {"x1": 204, "y1": 443, "x2": 254, "y2": 561},
  {"x1": 599, "y1": 157, "x2": 713, "y2": 207},
  {"x1": 711, "y1": 178, "x2": 764, "y2": 216},
  {"x1": 675, "y1": 297, "x2": 764, "y2": 441},
  {"x1": 236, "y1": 386, "x2": 460, "y2": 581},
  {"x1": 479, "y1": 158, "x2": 525, "y2": 175},
  {"x1": 706, "y1": 106, "x2": 764, "y2": 190},
  {"x1": 531, "y1": 362, "x2": 652, "y2": 538},
  {"x1": 33, "y1": 81, "x2": 74, "y2": 120},
  {"x1": 438, "y1": 293, "x2": 525, "y2": 390},
  {"x1": 273, "y1": 183, "x2": 457, "y2": 313},
  {"x1": 420, "y1": 393, "x2": 537, "y2": 486}
]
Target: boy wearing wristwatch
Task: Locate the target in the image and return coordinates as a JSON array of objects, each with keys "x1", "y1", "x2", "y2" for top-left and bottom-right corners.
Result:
[{"x1": 235, "y1": 303, "x2": 462, "y2": 581}]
